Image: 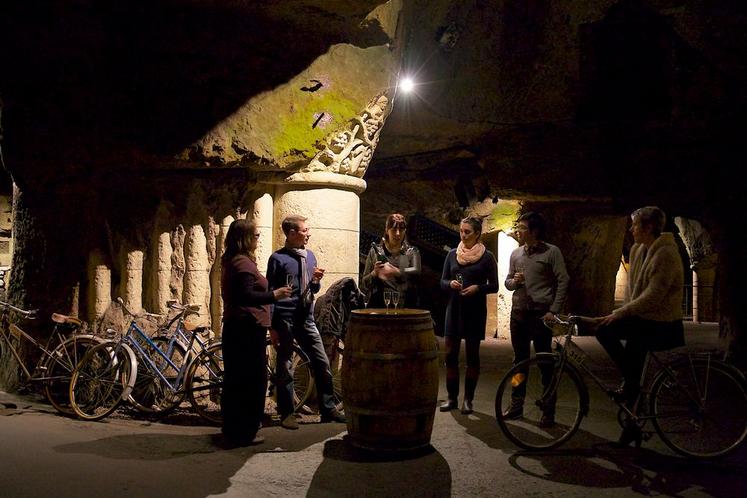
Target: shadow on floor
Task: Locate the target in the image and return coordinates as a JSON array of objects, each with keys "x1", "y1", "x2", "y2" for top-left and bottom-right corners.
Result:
[
  {"x1": 507, "y1": 443, "x2": 747, "y2": 497},
  {"x1": 307, "y1": 437, "x2": 451, "y2": 497}
]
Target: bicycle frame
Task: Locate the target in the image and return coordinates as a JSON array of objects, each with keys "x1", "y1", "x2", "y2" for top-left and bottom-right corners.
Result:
[
  {"x1": 122, "y1": 321, "x2": 186, "y2": 393},
  {"x1": 120, "y1": 303, "x2": 218, "y2": 399},
  {"x1": 0, "y1": 308, "x2": 78, "y2": 384},
  {"x1": 548, "y1": 318, "x2": 722, "y2": 429}
]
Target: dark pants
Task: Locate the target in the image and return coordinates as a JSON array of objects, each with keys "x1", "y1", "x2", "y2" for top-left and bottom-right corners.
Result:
[
  {"x1": 509, "y1": 309, "x2": 553, "y2": 405},
  {"x1": 444, "y1": 336, "x2": 481, "y2": 401},
  {"x1": 273, "y1": 313, "x2": 336, "y2": 418},
  {"x1": 221, "y1": 318, "x2": 267, "y2": 442},
  {"x1": 596, "y1": 316, "x2": 685, "y2": 404}
]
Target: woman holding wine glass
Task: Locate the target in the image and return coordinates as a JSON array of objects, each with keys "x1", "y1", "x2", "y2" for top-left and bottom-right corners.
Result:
[
  {"x1": 439, "y1": 216, "x2": 498, "y2": 414},
  {"x1": 360, "y1": 213, "x2": 421, "y2": 309}
]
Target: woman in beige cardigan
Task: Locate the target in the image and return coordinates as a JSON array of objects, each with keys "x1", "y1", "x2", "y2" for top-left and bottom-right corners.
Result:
[{"x1": 595, "y1": 206, "x2": 685, "y2": 445}]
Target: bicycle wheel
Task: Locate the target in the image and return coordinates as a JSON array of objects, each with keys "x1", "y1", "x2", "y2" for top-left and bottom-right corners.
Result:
[
  {"x1": 128, "y1": 337, "x2": 187, "y2": 415},
  {"x1": 292, "y1": 345, "x2": 314, "y2": 411},
  {"x1": 185, "y1": 343, "x2": 223, "y2": 424},
  {"x1": 43, "y1": 334, "x2": 105, "y2": 415},
  {"x1": 69, "y1": 341, "x2": 136, "y2": 421},
  {"x1": 330, "y1": 341, "x2": 344, "y2": 412},
  {"x1": 651, "y1": 357, "x2": 747, "y2": 458},
  {"x1": 496, "y1": 355, "x2": 585, "y2": 450}
]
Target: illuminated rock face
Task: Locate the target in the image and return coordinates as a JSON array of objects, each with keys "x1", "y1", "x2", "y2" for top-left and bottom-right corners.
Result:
[{"x1": 1, "y1": 1, "x2": 746, "y2": 362}]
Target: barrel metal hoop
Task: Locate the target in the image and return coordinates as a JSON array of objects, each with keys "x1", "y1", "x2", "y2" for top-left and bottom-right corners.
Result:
[
  {"x1": 347, "y1": 351, "x2": 438, "y2": 361},
  {"x1": 347, "y1": 404, "x2": 436, "y2": 417}
]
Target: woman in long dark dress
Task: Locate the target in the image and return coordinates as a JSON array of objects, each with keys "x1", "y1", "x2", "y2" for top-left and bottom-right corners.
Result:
[
  {"x1": 439, "y1": 216, "x2": 498, "y2": 414},
  {"x1": 220, "y1": 219, "x2": 291, "y2": 446}
]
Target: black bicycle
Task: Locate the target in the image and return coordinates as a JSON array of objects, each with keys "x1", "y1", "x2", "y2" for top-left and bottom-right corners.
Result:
[{"x1": 495, "y1": 315, "x2": 747, "y2": 458}]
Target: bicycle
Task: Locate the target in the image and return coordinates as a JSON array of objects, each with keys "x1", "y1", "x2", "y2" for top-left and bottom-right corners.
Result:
[
  {"x1": 495, "y1": 315, "x2": 747, "y2": 458},
  {"x1": 0, "y1": 300, "x2": 105, "y2": 415},
  {"x1": 69, "y1": 299, "x2": 223, "y2": 422}
]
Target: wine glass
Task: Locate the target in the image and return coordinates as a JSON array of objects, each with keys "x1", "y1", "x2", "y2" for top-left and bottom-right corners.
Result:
[
  {"x1": 286, "y1": 274, "x2": 294, "y2": 289},
  {"x1": 383, "y1": 289, "x2": 392, "y2": 313},
  {"x1": 362, "y1": 291, "x2": 370, "y2": 309},
  {"x1": 392, "y1": 291, "x2": 400, "y2": 310},
  {"x1": 455, "y1": 272, "x2": 464, "y2": 287}
]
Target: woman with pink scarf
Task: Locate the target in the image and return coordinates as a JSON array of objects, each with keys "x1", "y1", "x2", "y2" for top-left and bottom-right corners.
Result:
[{"x1": 439, "y1": 216, "x2": 498, "y2": 414}]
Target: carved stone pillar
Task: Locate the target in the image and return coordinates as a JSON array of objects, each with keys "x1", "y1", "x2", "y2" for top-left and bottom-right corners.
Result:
[
  {"x1": 122, "y1": 249, "x2": 144, "y2": 314},
  {"x1": 184, "y1": 224, "x2": 211, "y2": 323},
  {"x1": 252, "y1": 193, "x2": 274, "y2": 273},
  {"x1": 153, "y1": 231, "x2": 173, "y2": 314},
  {"x1": 692, "y1": 261, "x2": 717, "y2": 323},
  {"x1": 87, "y1": 249, "x2": 112, "y2": 324},
  {"x1": 272, "y1": 172, "x2": 366, "y2": 293}
]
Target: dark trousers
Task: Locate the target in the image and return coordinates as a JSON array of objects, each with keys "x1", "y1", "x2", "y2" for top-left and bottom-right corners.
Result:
[
  {"x1": 596, "y1": 316, "x2": 685, "y2": 404},
  {"x1": 444, "y1": 336, "x2": 481, "y2": 401},
  {"x1": 273, "y1": 313, "x2": 336, "y2": 418},
  {"x1": 509, "y1": 309, "x2": 553, "y2": 403},
  {"x1": 221, "y1": 319, "x2": 267, "y2": 441}
]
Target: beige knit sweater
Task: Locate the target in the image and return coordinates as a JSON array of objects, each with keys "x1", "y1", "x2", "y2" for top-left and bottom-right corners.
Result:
[{"x1": 613, "y1": 233, "x2": 684, "y2": 322}]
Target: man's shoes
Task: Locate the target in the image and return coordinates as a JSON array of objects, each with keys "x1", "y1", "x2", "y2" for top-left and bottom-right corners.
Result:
[
  {"x1": 460, "y1": 399, "x2": 473, "y2": 415},
  {"x1": 439, "y1": 399, "x2": 458, "y2": 412},
  {"x1": 502, "y1": 399, "x2": 524, "y2": 420},
  {"x1": 280, "y1": 414, "x2": 299, "y2": 430},
  {"x1": 538, "y1": 413, "x2": 555, "y2": 428},
  {"x1": 320, "y1": 410, "x2": 346, "y2": 423}
]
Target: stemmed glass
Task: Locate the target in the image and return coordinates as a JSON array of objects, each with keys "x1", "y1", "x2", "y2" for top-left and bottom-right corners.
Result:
[
  {"x1": 383, "y1": 289, "x2": 392, "y2": 313},
  {"x1": 455, "y1": 272, "x2": 464, "y2": 287},
  {"x1": 362, "y1": 291, "x2": 370, "y2": 309},
  {"x1": 286, "y1": 274, "x2": 294, "y2": 290},
  {"x1": 392, "y1": 291, "x2": 400, "y2": 310}
]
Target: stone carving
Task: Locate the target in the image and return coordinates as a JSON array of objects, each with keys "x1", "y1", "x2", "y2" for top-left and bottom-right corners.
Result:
[
  {"x1": 674, "y1": 217, "x2": 717, "y2": 269},
  {"x1": 302, "y1": 93, "x2": 390, "y2": 177}
]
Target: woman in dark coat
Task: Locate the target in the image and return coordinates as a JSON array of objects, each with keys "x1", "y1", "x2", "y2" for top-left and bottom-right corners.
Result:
[
  {"x1": 220, "y1": 219, "x2": 291, "y2": 446},
  {"x1": 439, "y1": 216, "x2": 498, "y2": 414}
]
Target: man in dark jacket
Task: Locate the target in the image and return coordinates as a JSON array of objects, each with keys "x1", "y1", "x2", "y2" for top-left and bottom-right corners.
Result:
[{"x1": 267, "y1": 215, "x2": 345, "y2": 429}]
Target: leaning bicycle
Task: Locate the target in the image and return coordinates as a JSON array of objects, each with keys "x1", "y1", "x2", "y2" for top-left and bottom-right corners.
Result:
[
  {"x1": 495, "y1": 315, "x2": 747, "y2": 458},
  {"x1": 0, "y1": 300, "x2": 104, "y2": 415},
  {"x1": 69, "y1": 299, "x2": 222, "y2": 422}
]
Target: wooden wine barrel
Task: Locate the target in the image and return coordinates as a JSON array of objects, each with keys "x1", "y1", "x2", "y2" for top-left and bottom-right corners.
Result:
[{"x1": 342, "y1": 308, "x2": 439, "y2": 451}]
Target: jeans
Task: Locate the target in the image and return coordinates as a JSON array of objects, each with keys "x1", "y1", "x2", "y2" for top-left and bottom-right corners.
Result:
[{"x1": 273, "y1": 312, "x2": 336, "y2": 417}]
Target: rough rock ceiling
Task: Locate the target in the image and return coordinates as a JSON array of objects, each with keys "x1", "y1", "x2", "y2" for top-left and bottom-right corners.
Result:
[{"x1": 1, "y1": 0, "x2": 745, "y2": 216}]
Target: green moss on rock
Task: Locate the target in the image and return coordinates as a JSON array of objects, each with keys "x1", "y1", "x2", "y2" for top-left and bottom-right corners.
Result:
[{"x1": 271, "y1": 92, "x2": 363, "y2": 159}]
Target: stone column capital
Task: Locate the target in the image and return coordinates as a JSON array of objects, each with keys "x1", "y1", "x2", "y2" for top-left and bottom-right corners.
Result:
[{"x1": 268, "y1": 171, "x2": 367, "y2": 195}]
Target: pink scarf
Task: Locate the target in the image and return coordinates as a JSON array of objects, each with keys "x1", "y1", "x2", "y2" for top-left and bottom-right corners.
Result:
[{"x1": 456, "y1": 242, "x2": 486, "y2": 265}]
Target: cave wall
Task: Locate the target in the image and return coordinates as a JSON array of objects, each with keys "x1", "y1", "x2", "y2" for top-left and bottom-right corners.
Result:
[{"x1": 1, "y1": 0, "x2": 746, "y2": 364}]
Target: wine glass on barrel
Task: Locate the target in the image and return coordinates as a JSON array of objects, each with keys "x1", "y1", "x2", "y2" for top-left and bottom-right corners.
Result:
[
  {"x1": 392, "y1": 291, "x2": 400, "y2": 310},
  {"x1": 383, "y1": 289, "x2": 392, "y2": 313}
]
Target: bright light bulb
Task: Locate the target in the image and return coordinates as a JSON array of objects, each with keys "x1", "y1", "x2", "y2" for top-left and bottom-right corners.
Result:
[{"x1": 399, "y1": 77, "x2": 415, "y2": 93}]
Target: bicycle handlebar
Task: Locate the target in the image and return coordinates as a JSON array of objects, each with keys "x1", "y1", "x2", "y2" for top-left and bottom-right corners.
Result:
[
  {"x1": 116, "y1": 297, "x2": 200, "y2": 320},
  {"x1": 0, "y1": 300, "x2": 39, "y2": 319}
]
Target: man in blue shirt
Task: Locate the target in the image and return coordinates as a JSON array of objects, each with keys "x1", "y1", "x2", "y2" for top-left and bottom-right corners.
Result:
[{"x1": 267, "y1": 214, "x2": 345, "y2": 429}]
